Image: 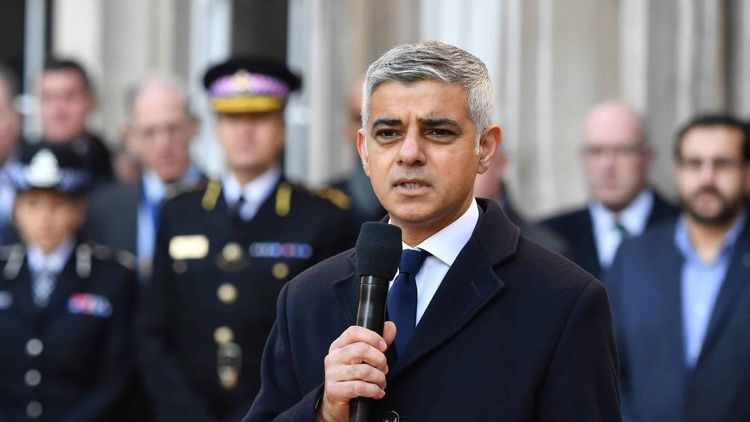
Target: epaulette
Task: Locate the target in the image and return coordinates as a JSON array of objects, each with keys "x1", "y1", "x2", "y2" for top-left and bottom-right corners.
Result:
[
  {"x1": 0, "y1": 244, "x2": 19, "y2": 261},
  {"x1": 87, "y1": 243, "x2": 137, "y2": 272},
  {"x1": 2, "y1": 244, "x2": 24, "y2": 279},
  {"x1": 202, "y1": 179, "x2": 222, "y2": 211},
  {"x1": 166, "y1": 178, "x2": 208, "y2": 201},
  {"x1": 317, "y1": 186, "x2": 352, "y2": 211}
]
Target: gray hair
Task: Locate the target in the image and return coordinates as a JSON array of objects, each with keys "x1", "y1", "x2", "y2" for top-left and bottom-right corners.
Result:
[
  {"x1": 125, "y1": 72, "x2": 194, "y2": 119},
  {"x1": 361, "y1": 41, "x2": 494, "y2": 138}
]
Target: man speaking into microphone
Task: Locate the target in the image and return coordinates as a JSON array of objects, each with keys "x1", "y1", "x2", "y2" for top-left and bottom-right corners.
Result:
[{"x1": 245, "y1": 41, "x2": 620, "y2": 421}]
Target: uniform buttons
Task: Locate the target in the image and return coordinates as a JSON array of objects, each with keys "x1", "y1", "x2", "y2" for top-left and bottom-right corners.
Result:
[
  {"x1": 25, "y1": 369, "x2": 41, "y2": 387},
  {"x1": 214, "y1": 326, "x2": 234, "y2": 344},
  {"x1": 272, "y1": 262, "x2": 289, "y2": 280},
  {"x1": 26, "y1": 338, "x2": 43, "y2": 356},
  {"x1": 217, "y1": 283, "x2": 238, "y2": 304},
  {"x1": 26, "y1": 401, "x2": 42, "y2": 418},
  {"x1": 173, "y1": 260, "x2": 188, "y2": 274}
]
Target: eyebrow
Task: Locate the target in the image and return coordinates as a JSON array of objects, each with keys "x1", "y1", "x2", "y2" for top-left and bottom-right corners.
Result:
[
  {"x1": 418, "y1": 117, "x2": 461, "y2": 130},
  {"x1": 371, "y1": 118, "x2": 401, "y2": 129}
]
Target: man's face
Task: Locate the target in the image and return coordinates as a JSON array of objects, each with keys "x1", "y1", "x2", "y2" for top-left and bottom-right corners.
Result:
[
  {"x1": 0, "y1": 82, "x2": 20, "y2": 164},
  {"x1": 128, "y1": 87, "x2": 196, "y2": 182},
  {"x1": 14, "y1": 190, "x2": 85, "y2": 254},
  {"x1": 675, "y1": 126, "x2": 749, "y2": 225},
  {"x1": 216, "y1": 111, "x2": 285, "y2": 179},
  {"x1": 39, "y1": 69, "x2": 93, "y2": 142},
  {"x1": 582, "y1": 106, "x2": 650, "y2": 212},
  {"x1": 357, "y1": 80, "x2": 499, "y2": 244}
]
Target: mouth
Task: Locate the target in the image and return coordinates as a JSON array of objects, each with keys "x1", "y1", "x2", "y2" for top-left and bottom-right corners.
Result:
[{"x1": 393, "y1": 178, "x2": 431, "y2": 195}]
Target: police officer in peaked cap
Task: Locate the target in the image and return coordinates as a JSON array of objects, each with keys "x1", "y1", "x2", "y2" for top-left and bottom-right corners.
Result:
[
  {"x1": 138, "y1": 57, "x2": 356, "y2": 421},
  {"x1": 0, "y1": 144, "x2": 137, "y2": 421}
]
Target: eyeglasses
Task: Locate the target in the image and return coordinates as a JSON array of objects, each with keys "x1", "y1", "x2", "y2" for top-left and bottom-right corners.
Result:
[
  {"x1": 581, "y1": 144, "x2": 644, "y2": 159},
  {"x1": 677, "y1": 157, "x2": 745, "y2": 173},
  {"x1": 132, "y1": 122, "x2": 190, "y2": 142}
]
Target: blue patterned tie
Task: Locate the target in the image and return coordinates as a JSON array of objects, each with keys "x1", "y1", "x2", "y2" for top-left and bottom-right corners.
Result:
[{"x1": 387, "y1": 248, "x2": 430, "y2": 357}]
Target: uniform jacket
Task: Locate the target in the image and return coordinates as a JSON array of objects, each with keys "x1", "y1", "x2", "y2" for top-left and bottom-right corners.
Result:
[
  {"x1": 138, "y1": 178, "x2": 356, "y2": 422},
  {"x1": 0, "y1": 242, "x2": 136, "y2": 421},
  {"x1": 84, "y1": 182, "x2": 141, "y2": 254},
  {"x1": 540, "y1": 190, "x2": 678, "y2": 277},
  {"x1": 606, "y1": 218, "x2": 750, "y2": 422},
  {"x1": 246, "y1": 199, "x2": 621, "y2": 422}
]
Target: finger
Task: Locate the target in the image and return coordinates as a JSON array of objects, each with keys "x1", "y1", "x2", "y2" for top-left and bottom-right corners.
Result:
[
  {"x1": 382, "y1": 321, "x2": 397, "y2": 347},
  {"x1": 326, "y1": 380, "x2": 386, "y2": 401},
  {"x1": 326, "y1": 363, "x2": 387, "y2": 389},
  {"x1": 329, "y1": 325, "x2": 387, "y2": 353},
  {"x1": 325, "y1": 342, "x2": 389, "y2": 373}
]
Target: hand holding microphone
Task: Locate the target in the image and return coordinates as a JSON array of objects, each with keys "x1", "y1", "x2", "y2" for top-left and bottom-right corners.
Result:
[{"x1": 318, "y1": 223, "x2": 401, "y2": 422}]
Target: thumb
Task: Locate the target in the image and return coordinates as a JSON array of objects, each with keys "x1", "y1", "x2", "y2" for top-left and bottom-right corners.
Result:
[{"x1": 383, "y1": 321, "x2": 397, "y2": 347}]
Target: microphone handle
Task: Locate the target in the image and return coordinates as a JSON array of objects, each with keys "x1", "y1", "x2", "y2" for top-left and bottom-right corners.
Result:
[{"x1": 349, "y1": 275, "x2": 389, "y2": 422}]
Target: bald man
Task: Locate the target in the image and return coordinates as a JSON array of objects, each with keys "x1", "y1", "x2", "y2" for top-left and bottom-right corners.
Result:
[
  {"x1": 0, "y1": 65, "x2": 21, "y2": 243},
  {"x1": 541, "y1": 101, "x2": 678, "y2": 277},
  {"x1": 83, "y1": 74, "x2": 203, "y2": 280}
]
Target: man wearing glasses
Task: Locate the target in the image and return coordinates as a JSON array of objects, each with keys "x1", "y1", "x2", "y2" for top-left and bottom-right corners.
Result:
[
  {"x1": 541, "y1": 101, "x2": 677, "y2": 277},
  {"x1": 606, "y1": 114, "x2": 750, "y2": 421}
]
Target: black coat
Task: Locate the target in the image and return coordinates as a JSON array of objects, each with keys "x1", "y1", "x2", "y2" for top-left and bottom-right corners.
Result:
[
  {"x1": 606, "y1": 218, "x2": 750, "y2": 422},
  {"x1": 0, "y1": 242, "x2": 136, "y2": 421},
  {"x1": 245, "y1": 199, "x2": 621, "y2": 422},
  {"x1": 138, "y1": 178, "x2": 356, "y2": 422},
  {"x1": 539, "y1": 190, "x2": 678, "y2": 277}
]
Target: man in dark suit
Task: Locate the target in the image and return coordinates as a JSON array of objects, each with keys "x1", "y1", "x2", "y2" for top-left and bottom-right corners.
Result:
[
  {"x1": 0, "y1": 64, "x2": 22, "y2": 244},
  {"x1": 606, "y1": 115, "x2": 750, "y2": 421},
  {"x1": 246, "y1": 41, "x2": 619, "y2": 422},
  {"x1": 83, "y1": 73, "x2": 203, "y2": 280},
  {"x1": 541, "y1": 101, "x2": 678, "y2": 277},
  {"x1": 138, "y1": 58, "x2": 356, "y2": 422},
  {"x1": 0, "y1": 143, "x2": 136, "y2": 421},
  {"x1": 30, "y1": 58, "x2": 114, "y2": 186}
]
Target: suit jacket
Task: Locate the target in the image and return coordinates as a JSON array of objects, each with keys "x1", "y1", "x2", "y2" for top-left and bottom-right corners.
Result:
[
  {"x1": 540, "y1": 190, "x2": 678, "y2": 277},
  {"x1": 245, "y1": 199, "x2": 620, "y2": 422},
  {"x1": 138, "y1": 178, "x2": 356, "y2": 422},
  {"x1": 501, "y1": 199, "x2": 570, "y2": 258},
  {"x1": 0, "y1": 241, "x2": 136, "y2": 421},
  {"x1": 605, "y1": 217, "x2": 750, "y2": 422},
  {"x1": 84, "y1": 182, "x2": 140, "y2": 254}
]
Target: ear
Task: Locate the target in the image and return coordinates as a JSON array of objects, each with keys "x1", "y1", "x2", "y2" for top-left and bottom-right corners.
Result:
[
  {"x1": 356, "y1": 128, "x2": 371, "y2": 177},
  {"x1": 477, "y1": 125, "x2": 502, "y2": 175}
]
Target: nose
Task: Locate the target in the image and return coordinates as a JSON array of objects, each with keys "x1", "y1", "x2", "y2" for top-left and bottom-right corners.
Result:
[{"x1": 397, "y1": 130, "x2": 425, "y2": 166}]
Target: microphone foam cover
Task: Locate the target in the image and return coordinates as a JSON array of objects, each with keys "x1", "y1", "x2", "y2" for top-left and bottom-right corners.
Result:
[{"x1": 356, "y1": 222, "x2": 402, "y2": 279}]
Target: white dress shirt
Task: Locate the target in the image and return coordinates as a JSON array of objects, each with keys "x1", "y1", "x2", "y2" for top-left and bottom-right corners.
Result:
[
  {"x1": 390, "y1": 199, "x2": 479, "y2": 324},
  {"x1": 222, "y1": 166, "x2": 281, "y2": 221},
  {"x1": 27, "y1": 237, "x2": 75, "y2": 279},
  {"x1": 589, "y1": 189, "x2": 654, "y2": 268}
]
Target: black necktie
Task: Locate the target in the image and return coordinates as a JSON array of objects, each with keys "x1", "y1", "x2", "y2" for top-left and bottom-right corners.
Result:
[
  {"x1": 229, "y1": 195, "x2": 246, "y2": 221},
  {"x1": 614, "y1": 220, "x2": 630, "y2": 239},
  {"x1": 387, "y1": 248, "x2": 430, "y2": 357}
]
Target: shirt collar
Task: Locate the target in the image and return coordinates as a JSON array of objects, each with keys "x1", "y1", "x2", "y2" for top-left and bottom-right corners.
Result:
[
  {"x1": 590, "y1": 189, "x2": 654, "y2": 235},
  {"x1": 397, "y1": 199, "x2": 479, "y2": 267},
  {"x1": 222, "y1": 166, "x2": 281, "y2": 206},
  {"x1": 27, "y1": 236, "x2": 75, "y2": 275},
  {"x1": 142, "y1": 166, "x2": 203, "y2": 204},
  {"x1": 675, "y1": 209, "x2": 747, "y2": 263}
]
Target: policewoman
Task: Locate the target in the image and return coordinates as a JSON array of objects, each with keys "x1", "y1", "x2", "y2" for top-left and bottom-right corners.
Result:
[
  {"x1": 0, "y1": 144, "x2": 137, "y2": 421},
  {"x1": 138, "y1": 57, "x2": 355, "y2": 421}
]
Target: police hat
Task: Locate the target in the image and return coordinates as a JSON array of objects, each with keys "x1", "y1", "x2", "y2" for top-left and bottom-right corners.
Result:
[
  {"x1": 8, "y1": 144, "x2": 92, "y2": 195},
  {"x1": 202, "y1": 57, "x2": 302, "y2": 114}
]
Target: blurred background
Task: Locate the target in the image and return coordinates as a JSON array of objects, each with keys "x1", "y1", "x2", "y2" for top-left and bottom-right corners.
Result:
[{"x1": 3, "y1": 0, "x2": 750, "y2": 219}]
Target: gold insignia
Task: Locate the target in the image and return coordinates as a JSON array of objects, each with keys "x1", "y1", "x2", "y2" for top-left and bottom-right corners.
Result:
[
  {"x1": 217, "y1": 283, "x2": 238, "y2": 304},
  {"x1": 201, "y1": 179, "x2": 222, "y2": 211},
  {"x1": 272, "y1": 262, "x2": 290, "y2": 280},
  {"x1": 317, "y1": 187, "x2": 352, "y2": 210},
  {"x1": 222, "y1": 243, "x2": 243, "y2": 263},
  {"x1": 169, "y1": 235, "x2": 209, "y2": 260},
  {"x1": 213, "y1": 326, "x2": 234, "y2": 344},
  {"x1": 219, "y1": 366, "x2": 239, "y2": 389},
  {"x1": 275, "y1": 182, "x2": 292, "y2": 217}
]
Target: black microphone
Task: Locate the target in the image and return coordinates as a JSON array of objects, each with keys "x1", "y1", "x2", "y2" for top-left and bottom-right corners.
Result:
[{"x1": 349, "y1": 222, "x2": 402, "y2": 422}]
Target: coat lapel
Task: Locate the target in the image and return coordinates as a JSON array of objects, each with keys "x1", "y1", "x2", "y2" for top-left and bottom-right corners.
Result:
[
  {"x1": 696, "y1": 224, "x2": 750, "y2": 367},
  {"x1": 389, "y1": 200, "x2": 517, "y2": 379},
  {"x1": 40, "y1": 254, "x2": 80, "y2": 322},
  {"x1": 8, "y1": 260, "x2": 36, "y2": 322}
]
